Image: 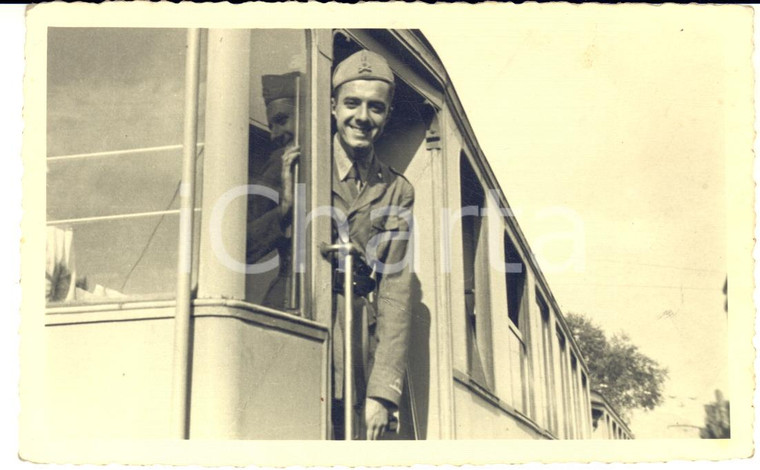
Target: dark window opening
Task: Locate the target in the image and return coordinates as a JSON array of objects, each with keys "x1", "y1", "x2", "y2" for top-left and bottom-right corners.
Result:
[
  {"x1": 592, "y1": 408, "x2": 603, "y2": 431},
  {"x1": 505, "y1": 235, "x2": 526, "y2": 329}
]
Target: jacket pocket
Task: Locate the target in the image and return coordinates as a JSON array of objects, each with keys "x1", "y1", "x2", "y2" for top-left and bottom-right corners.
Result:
[{"x1": 372, "y1": 215, "x2": 408, "y2": 233}]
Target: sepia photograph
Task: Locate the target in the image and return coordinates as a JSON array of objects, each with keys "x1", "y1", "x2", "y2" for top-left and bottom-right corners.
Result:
[{"x1": 13, "y1": 1, "x2": 757, "y2": 467}]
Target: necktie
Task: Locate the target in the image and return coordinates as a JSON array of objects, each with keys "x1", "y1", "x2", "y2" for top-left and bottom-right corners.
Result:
[{"x1": 347, "y1": 166, "x2": 362, "y2": 200}]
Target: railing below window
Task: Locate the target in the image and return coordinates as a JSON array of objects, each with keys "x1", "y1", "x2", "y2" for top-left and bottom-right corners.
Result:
[
  {"x1": 45, "y1": 142, "x2": 206, "y2": 303},
  {"x1": 47, "y1": 143, "x2": 204, "y2": 162}
]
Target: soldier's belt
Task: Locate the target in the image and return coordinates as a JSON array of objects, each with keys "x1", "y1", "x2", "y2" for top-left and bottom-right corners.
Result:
[{"x1": 333, "y1": 261, "x2": 376, "y2": 298}]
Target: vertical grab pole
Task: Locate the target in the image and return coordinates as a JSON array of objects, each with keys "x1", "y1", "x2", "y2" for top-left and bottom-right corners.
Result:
[
  {"x1": 343, "y1": 252, "x2": 355, "y2": 440},
  {"x1": 171, "y1": 28, "x2": 201, "y2": 440},
  {"x1": 289, "y1": 75, "x2": 301, "y2": 310},
  {"x1": 319, "y1": 242, "x2": 361, "y2": 440}
]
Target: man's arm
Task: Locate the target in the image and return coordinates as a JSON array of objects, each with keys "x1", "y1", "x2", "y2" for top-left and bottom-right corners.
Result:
[
  {"x1": 365, "y1": 180, "x2": 415, "y2": 435},
  {"x1": 246, "y1": 209, "x2": 288, "y2": 263},
  {"x1": 246, "y1": 146, "x2": 300, "y2": 264}
]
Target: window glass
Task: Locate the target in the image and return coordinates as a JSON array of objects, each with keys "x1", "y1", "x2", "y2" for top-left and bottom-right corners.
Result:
[
  {"x1": 46, "y1": 28, "x2": 206, "y2": 303},
  {"x1": 245, "y1": 30, "x2": 308, "y2": 310}
]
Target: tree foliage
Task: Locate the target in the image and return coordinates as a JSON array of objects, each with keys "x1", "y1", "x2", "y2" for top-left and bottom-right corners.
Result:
[
  {"x1": 700, "y1": 389, "x2": 730, "y2": 439},
  {"x1": 565, "y1": 312, "x2": 668, "y2": 420}
]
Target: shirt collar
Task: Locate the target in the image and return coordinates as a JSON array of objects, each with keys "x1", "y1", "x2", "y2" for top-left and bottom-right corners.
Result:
[{"x1": 333, "y1": 134, "x2": 375, "y2": 182}]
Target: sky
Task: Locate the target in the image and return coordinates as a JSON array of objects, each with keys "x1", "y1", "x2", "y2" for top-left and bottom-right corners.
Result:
[
  {"x1": 0, "y1": 3, "x2": 757, "y2": 463},
  {"x1": 423, "y1": 5, "x2": 740, "y2": 438}
]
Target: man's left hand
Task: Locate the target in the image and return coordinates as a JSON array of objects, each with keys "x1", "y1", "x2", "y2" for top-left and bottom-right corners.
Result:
[
  {"x1": 279, "y1": 145, "x2": 300, "y2": 217},
  {"x1": 364, "y1": 397, "x2": 393, "y2": 440}
]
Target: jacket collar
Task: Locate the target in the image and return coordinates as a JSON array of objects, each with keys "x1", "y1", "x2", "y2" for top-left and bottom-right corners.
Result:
[{"x1": 332, "y1": 135, "x2": 390, "y2": 216}]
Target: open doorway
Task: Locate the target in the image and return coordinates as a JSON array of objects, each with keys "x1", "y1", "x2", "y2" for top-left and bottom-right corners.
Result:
[{"x1": 331, "y1": 31, "x2": 437, "y2": 440}]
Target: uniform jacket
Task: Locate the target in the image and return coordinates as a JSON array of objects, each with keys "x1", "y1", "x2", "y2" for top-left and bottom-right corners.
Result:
[
  {"x1": 331, "y1": 136, "x2": 415, "y2": 408},
  {"x1": 246, "y1": 146, "x2": 291, "y2": 309}
]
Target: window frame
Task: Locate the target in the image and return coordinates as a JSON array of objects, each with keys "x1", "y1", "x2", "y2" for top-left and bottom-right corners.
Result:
[
  {"x1": 503, "y1": 231, "x2": 534, "y2": 415},
  {"x1": 243, "y1": 28, "x2": 313, "y2": 315},
  {"x1": 458, "y1": 151, "x2": 495, "y2": 392},
  {"x1": 537, "y1": 290, "x2": 558, "y2": 435},
  {"x1": 45, "y1": 28, "x2": 317, "y2": 319}
]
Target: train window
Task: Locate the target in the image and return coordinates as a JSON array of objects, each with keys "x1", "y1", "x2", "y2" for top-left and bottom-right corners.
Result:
[
  {"x1": 557, "y1": 328, "x2": 573, "y2": 438},
  {"x1": 459, "y1": 153, "x2": 494, "y2": 390},
  {"x1": 46, "y1": 28, "x2": 206, "y2": 303},
  {"x1": 245, "y1": 30, "x2": 308, "y2": 310},
  {"x1": 591, "y1": 408, "x2": 603, "y2": 432},
  {"x1": 607, "y1": 414, "x2": 613, "y2": 439},
  {"x1": 505, "y1": 235, "x2": 527, "y2": 329},
  {"x1": 570, "y1": 353, "x2": 581, "y2": 438},
  {"x1": 504, "y1": 233, "x2": 531, "y2": 414},
  {"x1": 581, "y1": 372, "x2": 591, "y2": 437},
  {"x1": 537, "y1": 292, "x2": 558, "y2": 435}
]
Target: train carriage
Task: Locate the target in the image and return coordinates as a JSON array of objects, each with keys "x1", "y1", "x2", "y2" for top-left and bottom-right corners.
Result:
[
  {"x1": 591, "y1": 391, "x2": 634, "y2": 440},
  {"x1": 43, "y1": 27, "x2": 617, "y2": 441}
]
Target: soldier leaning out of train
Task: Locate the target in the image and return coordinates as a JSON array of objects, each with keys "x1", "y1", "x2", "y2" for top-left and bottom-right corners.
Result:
[
  {"x1": 245, "y1": 72, "x2": 302, "y2": 309},
  {"x1": 249, "y1": 50, "x2": 414, "y2": 440},
  {"x1": 327, "y1": 50, "x2": 415, "y2": 440}
]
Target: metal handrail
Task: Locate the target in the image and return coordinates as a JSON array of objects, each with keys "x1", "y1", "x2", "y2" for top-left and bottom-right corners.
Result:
[
  {"x1": 46, "y1": 208, "x2": 201, "y2": 226},
  {"x1": 320, "y1": 241, "x2": 403, "y2": 439},
  {"x1": 47, "y1": 143, "x2": 205, "y2": 162},
  {"x1": 170, "y1": 28, "x2": 201, "y2": 440},
  {"x1": 320, "y1": 241, "x2": 363, "y2": 440},
  {"x1": 289, "y1": 75, "x2": 302, "y2": 310}
]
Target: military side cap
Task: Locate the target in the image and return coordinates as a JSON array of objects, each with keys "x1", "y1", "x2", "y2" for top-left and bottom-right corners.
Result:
[
  {"x1": 332, "y1": 50, "x2": 394, "y2": 91},
  {"x1": 262, "y1": 71, "x2": 300, "y2": 106}
]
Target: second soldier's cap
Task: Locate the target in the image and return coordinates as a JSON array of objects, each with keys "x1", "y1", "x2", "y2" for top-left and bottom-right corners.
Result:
[
  {"x1": 262, "y1": 71, "x2": 300, "y2": 106},
  {"x1": 332, "y1": 50, "x2": 395, "y2": 91}
]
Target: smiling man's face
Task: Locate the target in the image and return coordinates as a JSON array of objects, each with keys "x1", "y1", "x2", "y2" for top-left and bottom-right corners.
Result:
[
  {"x1": 331, "y1": 79, "x2": 393, "y2": 159},
  {"x1": 265, "y1": 97, "x2": 295, "y2": 148}
]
